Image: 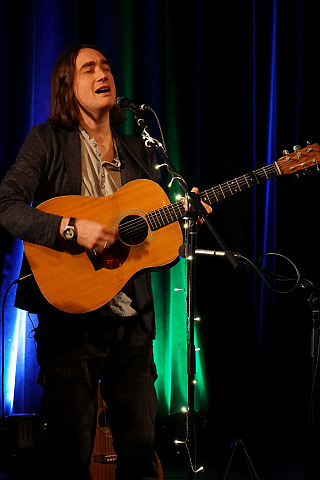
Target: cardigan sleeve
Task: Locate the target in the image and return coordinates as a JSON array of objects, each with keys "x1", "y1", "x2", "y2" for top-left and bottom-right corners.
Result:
[{"x1": 0, "y1": 124, "x2": 63, "y2": 248}]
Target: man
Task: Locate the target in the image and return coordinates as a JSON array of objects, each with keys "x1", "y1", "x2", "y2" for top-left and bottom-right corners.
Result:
[{"x1": 0, "y1": 44, "x2": 161, "y2": 479}]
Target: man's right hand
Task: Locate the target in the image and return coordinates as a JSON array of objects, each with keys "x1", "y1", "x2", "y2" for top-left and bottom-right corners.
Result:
[{"x1": 60, "y1": 217, "x2": 117, "y2": 253}]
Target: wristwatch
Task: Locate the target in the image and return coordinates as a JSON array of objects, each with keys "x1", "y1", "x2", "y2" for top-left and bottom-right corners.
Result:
[{"x1": 62, "y1": 217, "x2": 77, "y2": 240}]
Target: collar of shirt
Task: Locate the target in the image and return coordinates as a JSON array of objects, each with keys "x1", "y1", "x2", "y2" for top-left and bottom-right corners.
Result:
[
  {"x1": 79, "y1": 126, "x2": 122, "y2": 197},
  {"x1": 79, "y1": 126, "x2": 121, "y2": 168}
]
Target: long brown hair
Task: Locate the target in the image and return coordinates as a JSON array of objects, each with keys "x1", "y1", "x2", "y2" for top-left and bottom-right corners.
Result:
[{"x1": 48, "y1": 44, "x2": 126, "y2": 129}]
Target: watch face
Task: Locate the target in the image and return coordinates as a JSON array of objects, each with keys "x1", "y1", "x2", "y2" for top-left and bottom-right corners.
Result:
[{"x1": 63, "y1": 227, "x2": 75, "y2": 240}]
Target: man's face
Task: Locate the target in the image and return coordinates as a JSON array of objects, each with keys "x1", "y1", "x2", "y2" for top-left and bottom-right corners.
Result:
[{"x1": 73, "y1": 48, "x2": 116, "y2": 118}]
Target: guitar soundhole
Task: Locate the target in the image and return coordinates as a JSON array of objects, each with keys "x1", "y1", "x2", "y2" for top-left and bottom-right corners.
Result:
[
  {"x1": 89, "y1": 214, "x2": 149, "y2": 271},
  {"x1": 98, "y1": 408, "x2": 110, "y2": 430},
  {"x1": 118, "y1": 214, "x2": 149, "y2": 246}
]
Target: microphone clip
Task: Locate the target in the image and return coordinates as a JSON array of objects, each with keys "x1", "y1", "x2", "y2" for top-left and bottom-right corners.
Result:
[{"x1": 140, "y1": 124, "x2": 165, "y2": 152}]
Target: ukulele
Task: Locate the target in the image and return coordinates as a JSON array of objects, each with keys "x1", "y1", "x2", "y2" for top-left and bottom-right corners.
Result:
[
  {"x1": 23, "y1": 143, "x2": 320, "y2": 313},
  {"x1": 89, "y1": 385, "x2": 163, "y2": 480}
]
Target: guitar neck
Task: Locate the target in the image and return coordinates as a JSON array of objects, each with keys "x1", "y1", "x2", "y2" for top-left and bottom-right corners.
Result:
[
  {"x1": 199, "y1": 161, "x2": 280, "y2": 205},
  {"x1": 146, "y1": 161, "x2": 280, "y2": 231}
]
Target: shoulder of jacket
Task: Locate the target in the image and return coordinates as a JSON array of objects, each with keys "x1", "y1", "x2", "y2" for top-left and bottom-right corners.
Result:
[
  {"x1": 30, "y1": 122, "x2": 79, "y2": 137},
  {"x1": 27, "y1": 124, "x2": 79, "y2": 150}
]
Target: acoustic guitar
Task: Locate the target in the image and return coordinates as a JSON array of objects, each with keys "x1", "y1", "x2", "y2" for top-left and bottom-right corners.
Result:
[
  {"x1": 23, "y1": 143, "x2": 320, "y2": 313},
  {"x1": 89, "y1": 385, "x2": 163, "y2": 480}
]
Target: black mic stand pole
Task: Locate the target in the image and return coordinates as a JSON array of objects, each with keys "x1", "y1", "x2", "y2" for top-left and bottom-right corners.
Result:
[
  {"x1": 134, "y1": 113, "x2": 238, "y2": 479},
  {"x1": 307, "y1": 286, "x2": 320, "y2": 424}
]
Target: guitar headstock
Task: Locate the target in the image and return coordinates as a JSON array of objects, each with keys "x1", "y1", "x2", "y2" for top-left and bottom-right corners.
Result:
[{"x1": 277, "y1": 143, "x2": 320, "y2": 175}]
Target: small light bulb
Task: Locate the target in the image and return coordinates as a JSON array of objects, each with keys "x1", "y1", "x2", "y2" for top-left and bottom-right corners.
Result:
[{"x1": 195, "y1": 466, "x2": 204, "y2": 473}]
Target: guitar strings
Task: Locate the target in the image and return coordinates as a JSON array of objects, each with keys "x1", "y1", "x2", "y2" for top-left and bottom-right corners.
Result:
[
  {"x1": 118, "y1": 217, "x2": 149, "y2": 239},
  {"x1": 200, "y1": 164, "x2": 278, "y2": 204},
  {"x1": 117, "y1": 201, "x2": 185, "y2": 239},
  {"x1": 199, "y1": 151, "x2": 314, "y2": 204},
  {"x1": 202, "y1": 149, "x2": 317, "y2": 204},
  {"x1": 117, "y1": 163, "x2": 278, "y2": 239},
  {"x1": 116, "y1": 151, "x2": 317, "y2": 241}
]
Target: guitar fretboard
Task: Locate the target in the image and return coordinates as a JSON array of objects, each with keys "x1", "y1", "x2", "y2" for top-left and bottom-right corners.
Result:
[
  {"x1": 146, "y1": 162, "x2": 280, "y2": 231},
  {"x1": 200, "y1": 162, "x2": 279, "y2": 205}
]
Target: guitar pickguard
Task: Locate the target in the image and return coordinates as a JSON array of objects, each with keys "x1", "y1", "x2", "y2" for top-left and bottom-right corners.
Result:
[{"x1": 101, "y1": 241, "x2": 130, "y2": 270}]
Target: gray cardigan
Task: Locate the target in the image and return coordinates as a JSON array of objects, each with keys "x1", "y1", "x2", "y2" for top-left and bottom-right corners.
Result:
[{"x1": 0, "y1": 123, "x2": 160, "y2": 338}]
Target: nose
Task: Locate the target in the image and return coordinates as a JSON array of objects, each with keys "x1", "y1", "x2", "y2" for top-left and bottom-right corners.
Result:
[{"x1": 97, "y1": 68, "x2": 109, "y2": 82}]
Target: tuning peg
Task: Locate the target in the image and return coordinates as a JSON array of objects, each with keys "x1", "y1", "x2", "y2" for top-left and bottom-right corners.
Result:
[
  {"x1": 293, "y1": 145, "x2": 301, "y2": 152},
  {"x1": 306, "y1": 141, "x2": 311, "y2": 146},
  {"x1": 282, "y1": 149, "x2": 290, "y2": 155}
]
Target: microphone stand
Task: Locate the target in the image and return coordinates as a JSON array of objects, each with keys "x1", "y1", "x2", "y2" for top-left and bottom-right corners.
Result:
[
  {"x1": 305, "y1": 285, "x2": 320, "y2": 425},
  {"x1": 133, "y1": 111, "x2": 238, "y2": 479}
]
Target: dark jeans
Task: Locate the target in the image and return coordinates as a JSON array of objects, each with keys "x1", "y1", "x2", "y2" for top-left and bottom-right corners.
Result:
[{"x1": 34, "y1": 311, "x2": 159, "y2": 480}]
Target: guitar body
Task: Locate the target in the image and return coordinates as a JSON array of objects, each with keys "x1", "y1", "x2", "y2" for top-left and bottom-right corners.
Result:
[{"x1": 23, "y1": 179, "x2": 183, "y2": 313}]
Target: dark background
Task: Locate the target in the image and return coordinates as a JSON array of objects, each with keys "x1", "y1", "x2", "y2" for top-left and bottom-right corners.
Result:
[{"x1": 1, "y1": 0, "x2": 320, "y2": 474}]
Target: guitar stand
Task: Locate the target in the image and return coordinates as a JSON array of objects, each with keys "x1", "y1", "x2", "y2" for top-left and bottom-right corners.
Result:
[{"x1": 220, "y1": 438, "x2": 260, "y2": 480}]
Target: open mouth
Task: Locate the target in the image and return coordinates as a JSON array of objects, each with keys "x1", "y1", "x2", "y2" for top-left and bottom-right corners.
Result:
[{"x1": 95, "y1": 85, "x2": 111, "y2": 94}]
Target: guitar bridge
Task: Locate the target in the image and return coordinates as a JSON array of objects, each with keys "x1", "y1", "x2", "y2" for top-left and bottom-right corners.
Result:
[{"x1": 92, "y1": 454, "x2": 117, "y2": 464}]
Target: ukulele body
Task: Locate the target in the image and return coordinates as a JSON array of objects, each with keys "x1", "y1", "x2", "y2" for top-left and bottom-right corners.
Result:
[{"x1": 90, "y1": 386, "x2": 163, "y2": 480}]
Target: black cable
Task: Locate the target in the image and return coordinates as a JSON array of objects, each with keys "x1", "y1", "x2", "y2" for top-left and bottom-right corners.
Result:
[
  {"x1": 144, "y1": 105, "x2": 168, "y2": 155},
  {"x1": 236, "y1": 251, "x2": 302, "y2": 294}
]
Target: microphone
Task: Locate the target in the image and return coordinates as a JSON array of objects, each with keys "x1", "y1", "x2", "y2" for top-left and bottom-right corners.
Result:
[
  {"x1": 195, "y1": 249, "x2": 229, "y2": 257},
  {"x1": 179, "y1": 244, "x2": 239, "y2": 258},
  {"x1": 179, "y1": 245, "x2": 233, "y2": 258},
  {"x1": 115, "y1": 96, "x2": 150, "y2": 112}
]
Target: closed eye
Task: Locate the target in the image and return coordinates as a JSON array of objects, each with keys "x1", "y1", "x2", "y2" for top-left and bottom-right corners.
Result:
[{"x1": 80, "y1": 60, "x2": 111, "y2": 74}]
